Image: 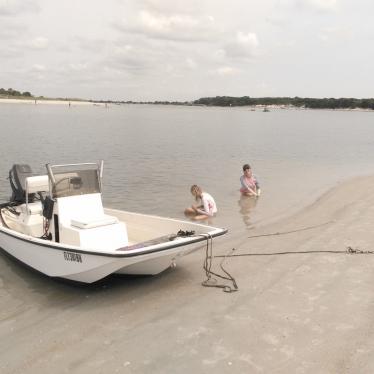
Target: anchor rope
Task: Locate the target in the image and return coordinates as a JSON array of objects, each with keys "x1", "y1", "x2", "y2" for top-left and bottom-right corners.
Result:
[
  {"x1": 245, "y1": 220, "x2": 333, "y2": 240},
  {"x1": 202, "y1": 220, "x2": 374, "y2": 293},
  {"x1": 213, "y1": 246, "x2": 374, "y2": 258},
  {"x1": 200, "y1": 233, "x2": 238, "y2": 293}
]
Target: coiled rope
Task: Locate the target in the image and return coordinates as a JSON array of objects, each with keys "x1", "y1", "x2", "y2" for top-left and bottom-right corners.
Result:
[{"x1": 200, "y1": 233, "x2": 238, "y2": 293}]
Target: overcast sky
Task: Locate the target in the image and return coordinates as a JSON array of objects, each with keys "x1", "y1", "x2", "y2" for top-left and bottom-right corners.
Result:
[{"x1": 1, "y1": 0, "x2": 373, "y2": 101}]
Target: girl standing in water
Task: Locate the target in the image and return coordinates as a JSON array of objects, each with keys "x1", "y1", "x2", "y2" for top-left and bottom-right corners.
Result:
[{"x1": 240, "y1": 164, "x2": 261, "y2": 197}]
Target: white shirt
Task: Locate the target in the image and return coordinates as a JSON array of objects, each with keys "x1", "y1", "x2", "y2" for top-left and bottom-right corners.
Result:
[{"x1": 197, "y1": 192, "x2": 217, "y2": 216}]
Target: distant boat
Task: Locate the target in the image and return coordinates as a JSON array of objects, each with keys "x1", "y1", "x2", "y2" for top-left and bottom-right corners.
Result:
[{"x1": 263, "y1": 107, "x2": 270, "y2": 112}]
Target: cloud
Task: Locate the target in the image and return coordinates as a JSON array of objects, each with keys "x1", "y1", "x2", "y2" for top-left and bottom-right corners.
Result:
[
  {"x1": 224, "y1": 31, "x2": 259, "y2": 58},
  {"x1": 31, "y1": 64, "x2": 46, "y2": 71},
  {"x1": 305, "y1": 0, "x2": 338, "y2": 11},
  {"x1": 0, "y1": 36, "x2": 49, "y2": 58},
  {"x1": 110, "y1": 44, "x2": 154, "y2": 71},
  {"x1": 318, "y1": 26, "x2": 353, "y2": 42},
  {"x1": 115, "y1": 10, "x2": 217, "y2": 42},
  {"x1": 2, "y1": 0, "x2": 367, "y2": 102},
  {"x1": 29, "y1": 36, "x2": 49, "y2": 49},
  {"x1": 185, "y1": 58, "x2": 197, "y2": 69},
  {"x1": 276, "y1": 0, "x2": 338, "y2": 13},
  {"x1": 68, "y1": 63, "x2": 88, "y2": 71},
  {"x1": 0, "y1": 0, "x2": 39, "y2": 17},
  {"x1": 139, "y1": 11, "x2": 196, "y2": 34},
  {"x1": 0, "y1": 45, "x2": 23, "y2": 58},
  {"x1": 213, "y1": 66, "x2": 238, "y2": 76},
  {"x1": 0, "y1": 22, "x2": 25, "y2": 39},
  {"x1": 282, "y1": 0, "x2": 338, "y2": 12},
  {"x1": 140, "y1": 0, "x2": 207, "y2": 16}
]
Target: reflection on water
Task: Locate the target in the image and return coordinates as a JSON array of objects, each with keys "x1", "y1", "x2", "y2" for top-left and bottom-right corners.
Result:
[{"x1": 238, "y1": 195, "x2": 258, "y2": 229}]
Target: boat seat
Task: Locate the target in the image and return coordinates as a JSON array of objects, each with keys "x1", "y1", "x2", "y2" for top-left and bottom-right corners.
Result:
[
  {"x1": 25, "y1": 175, "x2": 49, "y2": 194},
  {"x1": 56, "y1": 193, "x2": 129, "y2": 249},
  {"x1": 71, "y1": 214, "x2": 118, "y2": 229},
  {"x1": 20, "y1": 201, "x2": 43, "y2": 215}
]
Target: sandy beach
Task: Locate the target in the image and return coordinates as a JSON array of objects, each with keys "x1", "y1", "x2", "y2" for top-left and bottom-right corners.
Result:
[
  {"x1": 0, "y1": 98, "x2": 103, "y2": 106},
  {"x1": 1, "y1": 175, "x2": 374, "y2": 373}
]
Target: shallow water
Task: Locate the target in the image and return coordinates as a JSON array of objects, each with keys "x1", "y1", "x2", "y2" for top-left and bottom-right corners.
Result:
[{"x1": 1, "y1": 103, "x2": 374, "y2": 235}]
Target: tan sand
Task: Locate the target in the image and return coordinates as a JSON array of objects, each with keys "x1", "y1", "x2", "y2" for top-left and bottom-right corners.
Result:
[
  {"x1": 0, "y1": 98, "x2": 105, "y2": 106},
  {"x1": 1, "y1": 175, "x2": 374, "y2": 373}
]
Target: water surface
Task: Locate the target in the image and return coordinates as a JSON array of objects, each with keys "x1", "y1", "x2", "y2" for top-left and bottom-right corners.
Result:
[{"x1": 1, "y1": 103, "x2": 373, "y2": 235}]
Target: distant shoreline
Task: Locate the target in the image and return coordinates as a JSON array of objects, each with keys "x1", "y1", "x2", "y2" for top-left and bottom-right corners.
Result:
[
  {"x1": 1, "y1": 97, "x2": 374, "y2": 112},
  {"x1": 2, "y1": 89, "x2": 374, "y2": 110},
  {"x1": 0, "y1": 98, "x2": 106, "y2": 106}
]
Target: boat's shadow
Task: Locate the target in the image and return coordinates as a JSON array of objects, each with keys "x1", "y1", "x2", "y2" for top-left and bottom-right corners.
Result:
[{"x1": 0, "y1": 247, "x2": 194, "y2": 306}]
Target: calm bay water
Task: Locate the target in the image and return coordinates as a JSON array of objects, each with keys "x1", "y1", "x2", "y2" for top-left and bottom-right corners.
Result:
[{"x1": 1, "y1": 102, "x2": 374, "y2": 235}]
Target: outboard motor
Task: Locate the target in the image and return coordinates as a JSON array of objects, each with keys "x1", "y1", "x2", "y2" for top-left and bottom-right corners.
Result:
[{"x1": 9, "y1": 164, "x2": 35, "y2": 203}]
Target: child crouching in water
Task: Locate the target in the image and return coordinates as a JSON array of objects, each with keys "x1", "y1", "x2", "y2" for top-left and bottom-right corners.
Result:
[{"x1": 184, "y1": 185, "x2": 217, "y2": 220}]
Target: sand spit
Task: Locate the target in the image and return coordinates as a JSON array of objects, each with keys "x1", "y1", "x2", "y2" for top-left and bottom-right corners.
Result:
[
  {"x1": 1, "y1": 176, "x2": 374, "y2": 373},
  {"x1": 0, "y1": 98, "x2": 106, "y2": 106}
]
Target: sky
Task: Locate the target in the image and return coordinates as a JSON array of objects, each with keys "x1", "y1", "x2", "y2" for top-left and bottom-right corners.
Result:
[{"x1": 1, "y1": 0, "x2": 373, "y2": 101}]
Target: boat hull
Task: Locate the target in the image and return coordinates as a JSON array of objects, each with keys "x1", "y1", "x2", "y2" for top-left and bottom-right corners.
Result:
[{"x1": 0, "y1": 212, "x2": 226, "y2": 283}]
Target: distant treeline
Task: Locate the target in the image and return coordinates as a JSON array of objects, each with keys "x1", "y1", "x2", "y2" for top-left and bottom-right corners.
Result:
[
  {"x1": 193, "y1": 96, "x2": 374, "y2": 110},
  {"x1": 2, "y1": 88, "x2": 374, "y2": 110},
  {"x1": 113, "y1": 100, "x2": 191, "y2": 105},
  {"x1": 0, "y1": 88, "x2": 33, "y2": 97}
]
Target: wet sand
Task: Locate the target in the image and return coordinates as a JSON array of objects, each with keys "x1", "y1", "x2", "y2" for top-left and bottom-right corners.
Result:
[{"x1": 1, "y1": 176, "x2": 374, "y2": 373}]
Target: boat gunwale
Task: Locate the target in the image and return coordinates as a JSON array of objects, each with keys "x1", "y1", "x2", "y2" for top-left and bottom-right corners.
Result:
[{"x1": 0, "y1": 220, "x2": 228, "y2": 258}]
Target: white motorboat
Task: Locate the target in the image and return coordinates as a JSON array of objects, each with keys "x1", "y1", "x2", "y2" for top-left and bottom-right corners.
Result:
[{"x1": 0, "y1": 162, "x2": 227, "y2": 283}]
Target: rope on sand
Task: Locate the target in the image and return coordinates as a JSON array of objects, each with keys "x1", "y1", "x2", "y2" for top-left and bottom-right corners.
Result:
[
  {"x1": 245, "y1": 220, "x2": 334, "y2": 239},
  {"x1": 213, "y1": 246, "x2": 374, "y2": 258},
  {"x1": 203, "y1": 221, "x2": 374, "y2": 293},
  {"x1": 201, "y1": 234, "x2": 238, "y2": 293}
]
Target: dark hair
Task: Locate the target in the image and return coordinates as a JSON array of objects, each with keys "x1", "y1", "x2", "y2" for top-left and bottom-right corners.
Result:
[{"x1": 242, "y1": 164, "x2": 251, "y2": 171}]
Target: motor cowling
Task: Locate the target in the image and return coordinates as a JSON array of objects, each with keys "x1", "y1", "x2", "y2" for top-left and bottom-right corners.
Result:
[{"x1": 9, "y1": 164, "x2": 35, "y2": 203}]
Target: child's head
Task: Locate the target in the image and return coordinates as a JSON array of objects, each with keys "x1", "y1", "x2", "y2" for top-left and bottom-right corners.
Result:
[
  {"x1": 243, "y1": 164, "x2": 253, "y2": 177},
  {"x1": 190, "y1": 184, "x2": 202, "y2": 200}
]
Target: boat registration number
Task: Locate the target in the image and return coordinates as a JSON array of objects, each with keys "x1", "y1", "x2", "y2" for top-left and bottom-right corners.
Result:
[{"x1": 63, "y1": 251, "x2": 83, "y2": 263}]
